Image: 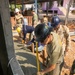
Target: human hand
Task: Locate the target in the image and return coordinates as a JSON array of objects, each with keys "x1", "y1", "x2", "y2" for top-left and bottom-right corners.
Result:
[
  {"x1": 37, "y1": 71, "x2": 44, "y2": 75},
  {"x1": 21, "y1": 16, "x2": 23, "y2": 19}
]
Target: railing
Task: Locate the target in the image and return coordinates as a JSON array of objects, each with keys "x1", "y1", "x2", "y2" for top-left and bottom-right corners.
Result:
[
  {"x1": 11, "y1": 16, "x2": 33, "y2": 27},
  {"x1": 24, "y1": 16, "x2": 32, "y2": 26},
  {"x1": 71, "y1": 3, "x2": 75, "y2": 8}
]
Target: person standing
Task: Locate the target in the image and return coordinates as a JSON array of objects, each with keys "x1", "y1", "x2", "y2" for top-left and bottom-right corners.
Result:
[
  {"x1": 43, "y1": 16, "x2": 51, "y2": 27},
  {"x1": 32, "y1": 10, "x2": 38, "y2": 28},
  {"x1": 15, "y1": 8, "x2": 23, "y2": 28},
  {"x1": 34, "y1": 24, "x2": 63, "y2": 75},
  {"x1": 51, "y1": 16, "x2": 70, "y2": 55},
  {"x1": 51, "y1": 16, "x2": 70, "y2": 71},
  {"x1": 14, "y1": 8, "x2": 24, "y2": 37}
]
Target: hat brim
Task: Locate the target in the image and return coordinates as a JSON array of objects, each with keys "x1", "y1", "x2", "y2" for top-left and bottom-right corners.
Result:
[
  {"x1": 35, "y1": 27, "x2": 52, "y2": 42},
  {"x1": 35, "y1": 37, "x2": 45, "y2": 42}
]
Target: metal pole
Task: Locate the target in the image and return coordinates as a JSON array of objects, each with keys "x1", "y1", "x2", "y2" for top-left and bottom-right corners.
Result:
[
  {"x1": 34, "y1": 0, "x2": 37, "y2": 14},
  {"x1": 22, "y1": 0, "x2": 24, "y2": 15},
  {"x1": 46, "y1": 2, "x2": 49, "y2": 16},
  {"x1": 14, "y1": 0, "x2": 16, "y2": 9},
  {"x1": 36, "y1": 42, "x2": 40, "y2": 72},
  {"x1": 22, "y1": 0, "x2": 24, "y2": 11},
  {"x1": 65, "y1": 0, "x2": 71, "y2": 25},
  {"x1": 0, "y1": 0, "x2": 24, "y2": 75}
]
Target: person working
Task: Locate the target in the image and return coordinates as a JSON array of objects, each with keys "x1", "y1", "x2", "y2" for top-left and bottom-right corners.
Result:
[
  {"x1": 22, "y1": 18, "x2": 34, "y2": 44},
  {"x1": 14, "y1": 8, "x2": 24, "y2": 38},
  {"x1": 51, "y1": 16, "x2": 70, "y2": 71},
  {"x1": 34, "y1": 24, "x2": 63, "y2": 75},
  {"x1": 32, "y1": 10, "x2": 38, "y2": 28}
]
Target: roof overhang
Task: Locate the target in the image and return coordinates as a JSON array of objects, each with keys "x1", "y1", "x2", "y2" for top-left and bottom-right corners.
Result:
[{"x1": 9, "y1": 0, "x2": 59, "y2": 4}]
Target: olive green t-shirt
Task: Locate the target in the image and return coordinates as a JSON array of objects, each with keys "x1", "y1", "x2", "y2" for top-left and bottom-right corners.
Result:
[
  {"x1": 32, "y1": 14, "x2": 38, "y2": 22},
  {"x1": 47, "y1": 32, "x2": 62, "y2": 65}
]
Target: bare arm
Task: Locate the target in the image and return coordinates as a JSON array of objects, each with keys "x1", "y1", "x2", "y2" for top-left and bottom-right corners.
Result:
[
  {"x1": 37, "y1": 64, "x2": 56, "y2": 75},
  {"x1": 15, "y1": 15, "x2": 24, "y2": 20},
  {"x1": 64, "y1": 26, "x2": 70, "y2": 51}
]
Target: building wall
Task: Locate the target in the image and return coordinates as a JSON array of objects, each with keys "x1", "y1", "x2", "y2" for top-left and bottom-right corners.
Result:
[
  {"x1": 41, "y1": 0, "x2": 75, "y2": 10},
  {"x1": 63, "y1": 0, "x2": 69, "y2": 8},
  {"x1": 41, "y1": 1, "x2": 58, "y2": 10},
  {"x1": 42, "y1": 2, "x2": 47, "y2": 10}
]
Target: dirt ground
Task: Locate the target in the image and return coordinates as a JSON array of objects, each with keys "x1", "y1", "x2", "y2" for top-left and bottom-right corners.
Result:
[
  {"x1": 60, "y1": 35, "x2": 75, "y2": 75},
  {"x1": 61, "y1": 23, "x2": 75, "y2": 75}
]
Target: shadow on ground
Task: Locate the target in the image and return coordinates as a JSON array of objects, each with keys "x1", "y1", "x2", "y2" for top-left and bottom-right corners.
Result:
[{"x1": 15, "y1": 50, "x2": 45, "y2": 75}]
